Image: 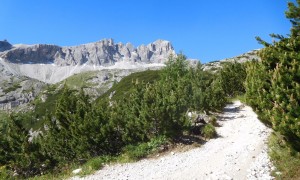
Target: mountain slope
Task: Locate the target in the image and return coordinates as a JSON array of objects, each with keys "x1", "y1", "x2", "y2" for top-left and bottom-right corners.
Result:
[
  {"x1": 0, "y1": 39, "x2": 173, "y2": 84},
  {"x1": 203, "y1": 50, "x2": 260, "y2": 71},
  {"x1": 0, "y1": 59, "x2": 46, "y2": 111}
]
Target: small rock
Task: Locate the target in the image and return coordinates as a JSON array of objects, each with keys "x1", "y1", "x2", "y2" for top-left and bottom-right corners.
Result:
[
  {"x1": 171, "y1": 152, "x2": 175, "y2": 155},
  {"x1": 275, "y1": 171, "x2": 282, "y2": 175},
  {"x1": 72, "y1": 168, "x2": 82, "y2": 174}
]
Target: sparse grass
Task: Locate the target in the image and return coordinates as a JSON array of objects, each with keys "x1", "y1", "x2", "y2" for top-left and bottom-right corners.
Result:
[
  {"x1": 3, "y1": 83, "x2": 22, "y2": 93},
  {"x1": 268, "y1": 133, "x2": 300, "y2": 179},
  {"x1": 63, "y1": 71, "x2": 98, "y2": 89},
  {"x1": 209, "y1": 115, "x2": 218, "y2": 126},
  {"x1": 79, "y1": 156, "x2": 116, "y2": 176},
  {"x1": 120, "y1": 136, "x2": 167, "y2": 162},
  {"x1": 202, "y1": 124, "x2": 216, "y2": 139}
]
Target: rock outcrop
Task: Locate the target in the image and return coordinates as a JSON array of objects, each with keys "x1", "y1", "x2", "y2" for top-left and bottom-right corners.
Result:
[
  {"x1": 0, "y1": 40, "x2": 12, "y2": 52},
  {"x1": 0, "y1": 39, "x2": 174, "y2": 110},
  {"x1": 202, "y1": 49, "x2": 260, "y2": 71},
  {"x1": 0, "y1": 39, "x2": 175, "y2": 66},
  {"x1": 2, "y1": 44, "x2": 62, "y2": 64},
  {"x1": 0, "y1": 64, "x2": 46, "y2": 110},
  {"x1": 0, "y1": 54, "x2": 46, "y2": 111}
]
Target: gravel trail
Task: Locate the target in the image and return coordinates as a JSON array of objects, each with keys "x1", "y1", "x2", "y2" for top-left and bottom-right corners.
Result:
[{"x1": 71, "y1": 101, "x2": 274, "y2": 180}]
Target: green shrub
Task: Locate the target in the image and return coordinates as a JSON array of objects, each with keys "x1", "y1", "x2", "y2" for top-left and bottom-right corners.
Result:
[
  {"x1": 97, "y1": 70, "x2": 161, "y2": 102},
  {"x1": 203, "y1": 124, "x2": 216, "y2": 139},
  {"x1": 81, "y1": 155, "x2": 115, "y2": 175},
  {"x1": 0, "y1": 54, "x2": 230, "y2": 178},
  {"x1": 121, "y1": 136, "x2": 167, "y2": 161},
  {"x1": 218, "y1": 61, "x2": 247, "y2": 98},
  {"x1": 122, "y1": 144, "x2": 149, "y2": 161},
  {"x1": 0, "y1": 166, "x2": 10, "y2": 180},
  {"x1": 245, "y1": 0, "x2": 300, "y2": 150},
  {"x1": 209, "y1": 115, "x2": 218, "y2": 126}
]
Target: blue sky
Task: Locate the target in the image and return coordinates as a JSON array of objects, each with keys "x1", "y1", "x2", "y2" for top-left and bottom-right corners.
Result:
[{"x1": 0, "y1": 0, "x2": 293, "y2": 63}]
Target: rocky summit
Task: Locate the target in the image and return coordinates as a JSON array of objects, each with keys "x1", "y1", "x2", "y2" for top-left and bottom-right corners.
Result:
[
  {"x1": 0, "y1": 39, "x2": 175, "y2": 66},
  {"x1": 0, "y1": 39, "x2": 175, "y2": 84},
  {"x1": 0, "y1": 40, "x2": 13, "y2": 52},
  {"x1": 0, "y1": 39, "x2": 175, "y2": 110}
]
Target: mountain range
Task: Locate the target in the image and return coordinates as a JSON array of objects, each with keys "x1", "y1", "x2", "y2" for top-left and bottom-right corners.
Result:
[
  {"x1": 0, "y1": 38, "x2": 259, "y2": 111},
  {"x1": 0, "y1": 39, "x2": 176, "y2": 110},
  {"x1": 0, "y1": 39, "x2": 174, "y2": 83}
]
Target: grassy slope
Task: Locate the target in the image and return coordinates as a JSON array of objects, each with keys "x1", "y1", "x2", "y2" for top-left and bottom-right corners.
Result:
[
  {"x1": 25, "y1": 71, "x2": 99, "y2": 129},
  {"x1": 61, "y1": 71, "x2": 98, "y2": 89},
  {"x1": 33, "y1": 71, "x2": 103, "y2": 118},
  {"x1": 97, "y1": 69, "x2": 161, "y2": 102}
]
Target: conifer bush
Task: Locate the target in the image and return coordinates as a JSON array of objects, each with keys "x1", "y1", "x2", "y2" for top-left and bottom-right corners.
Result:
[
  {"x1": 245, "y1": 0, "x2": 300, "y2": 150},
  {"x1": 218, "y1": 62, "x2": 247, "y2": 97},
  {"x1": 0, "y1": 53, "x2": 229, "y2": 178}
]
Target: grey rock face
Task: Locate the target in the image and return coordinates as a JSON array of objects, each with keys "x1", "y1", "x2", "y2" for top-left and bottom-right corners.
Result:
[
  {"x1": 0, "y1": 38, "x2": 173, "y2": 110},
  {"x1": 0, "y1": 39, "x2": 175, "y2": 66},
  {"x1": 0, "y1": 40, "x2": 12, "y2": 52},
  {"x1": 0, "y1": 76, "x2": 46, "y2": 111},
  {"x1": 0, "y1": 59, "x2": 46, "y2": 111},
  {"x1": 202, "y1": 49, "x2": 260, "y2": 71},
  {"x1": 2, "y1": 44, "x2": 62, "y2": 64}
]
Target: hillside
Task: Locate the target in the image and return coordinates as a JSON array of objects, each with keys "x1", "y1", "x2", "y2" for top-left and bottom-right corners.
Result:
[
  {"x1": 0, "y1": 38, "x2": 171, "y2": 111},
  {"x1": 0, "y1": 39, "x2": 172, "y2": 84},
  {"x1": 0, "y1": 45, "x2": 260, "y2": 112},
  {"x1": 32, "y1": 69, "x2": 162, "y2": 120},
  {"x1": 0, "y1": 60, "x2": 46, "y2": 111},
  {"x1": 1, "y1": 0, "x2": 300, "y2": 179},
  {"x1": 202, "y1": 49, "x2": 260, "y2": 71}
]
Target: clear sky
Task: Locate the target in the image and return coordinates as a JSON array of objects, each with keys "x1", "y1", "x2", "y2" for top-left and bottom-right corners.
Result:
[{"x1": 0, "y1": 0, "x2": 293, "y2": 63}]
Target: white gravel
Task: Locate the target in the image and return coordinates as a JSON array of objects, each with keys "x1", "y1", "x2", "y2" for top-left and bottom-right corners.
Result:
[{"x1": 71, "y1": 101, "x2": 274, "y2": 180}]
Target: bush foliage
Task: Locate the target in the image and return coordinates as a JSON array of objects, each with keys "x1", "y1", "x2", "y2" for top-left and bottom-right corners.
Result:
[
  {"x1": 0, "y1": 54, "x2": 229, "y2": 178},
  {"x1": 245, "y1": 0, "x2": 300, "y2": 150}
]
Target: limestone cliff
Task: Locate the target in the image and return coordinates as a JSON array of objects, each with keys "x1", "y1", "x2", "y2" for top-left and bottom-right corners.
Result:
[{"x1": 0, "y1": 39, "x2": 175, "y2": 66}]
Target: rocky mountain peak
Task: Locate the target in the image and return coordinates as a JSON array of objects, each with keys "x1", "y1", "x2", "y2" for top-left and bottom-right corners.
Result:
[
  {"x1": 0, "y1": 39, "x2": 175, "y2": 66},
  {"x1": 0, "y1": 40, "x2": 12, "y2": 52},
  {"x1": 2, "y1": 44, "x2": 61, "y2": 64}
]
